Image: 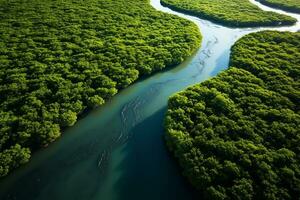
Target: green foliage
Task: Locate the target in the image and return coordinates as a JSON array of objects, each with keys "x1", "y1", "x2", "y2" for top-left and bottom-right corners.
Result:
[
  {"x1": 0, "y1": 0, "x2": 201, "y2": 177},
  {"x1": 161, "y1": 0, "x2": 297, "y2": 27},
  {"x1": 60, "y1": 111, "x2": 77, "y2": 127},
  {"x1": 0, "y1": 144, "x2": 30, "y2": 177},
  {"x1": 165, "y1": 31, "x2": 300, "y2": 200},
  {"x1": 257, "y1": 0, "x2": 300, "y2": 13}
]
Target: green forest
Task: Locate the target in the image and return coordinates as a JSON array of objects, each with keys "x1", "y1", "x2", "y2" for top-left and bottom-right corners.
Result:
[
  {"x1": 257, "y1": 0, "x2": 300, "y2": 13},
  {"x1": 161, "y1": 0, "x2": 297, "y2": 27},
  {"x1": 165, "y1": 31, "x2": 300, "y2": 200},
  {"x1": 0, "y1": 0, "x2": 201, "y2": 177}
]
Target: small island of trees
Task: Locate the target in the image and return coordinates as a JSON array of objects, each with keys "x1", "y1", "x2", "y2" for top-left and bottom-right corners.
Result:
[
  {"x1": 161, "y1": 0, "x2": 297, "y2": 27},
  {"x1": 256, "y1": 0, "x2": 300, "y2": 14}
]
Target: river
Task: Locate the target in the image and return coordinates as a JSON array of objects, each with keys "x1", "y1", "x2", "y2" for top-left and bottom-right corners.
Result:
[{"x1": 0, "y1": 0, "x2": 299, "y2": 199}]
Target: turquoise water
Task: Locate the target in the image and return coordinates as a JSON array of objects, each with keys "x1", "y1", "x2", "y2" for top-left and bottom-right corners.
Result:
[{"x1": 0, "y1": 0, "x2": 299, "y2": 199}]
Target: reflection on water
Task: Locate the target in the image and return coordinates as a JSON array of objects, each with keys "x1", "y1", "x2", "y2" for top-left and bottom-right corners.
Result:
[{"x1": 0, "y1": 0, "x2": 299, "y2": 200}]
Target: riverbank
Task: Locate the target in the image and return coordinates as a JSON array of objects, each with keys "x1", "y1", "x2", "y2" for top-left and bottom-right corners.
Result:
[
  {"x1": 165, "y1": 30, "x2": 300, "y2": 199},
  {"x1": 0, "y1": 0, "x2": 201, "y2": 177}
]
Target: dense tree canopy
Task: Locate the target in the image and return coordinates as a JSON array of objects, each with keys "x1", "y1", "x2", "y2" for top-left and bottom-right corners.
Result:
[
  {"x1": 0, "y1": 0, "x2": 201, "y2": 177},
  {"x1": 257, "y1": 0, "x2": 300, "y2": 13},
  {"x1": 165, "y1": 31, "x2": 300, "y2": 200},
  {"x1": 161, "y1": 0, "x2": 297, "y2": 27}
]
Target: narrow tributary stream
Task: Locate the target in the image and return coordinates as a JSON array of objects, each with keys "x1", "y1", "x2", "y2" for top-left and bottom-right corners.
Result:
[{"x1": 0, "y1": 0, "x2": 299, "y2": 199}]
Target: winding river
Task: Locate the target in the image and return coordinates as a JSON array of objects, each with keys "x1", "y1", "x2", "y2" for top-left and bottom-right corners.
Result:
[{"x1": 0, "y1": 0, "x2": 299, "y2": 199}]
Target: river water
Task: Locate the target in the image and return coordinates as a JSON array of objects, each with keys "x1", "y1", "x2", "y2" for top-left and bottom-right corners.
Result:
[{"x1": 0, "y1": 0, "x2": 299, "y2": 199}]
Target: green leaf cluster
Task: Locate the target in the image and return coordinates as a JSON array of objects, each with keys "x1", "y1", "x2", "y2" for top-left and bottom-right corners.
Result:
[
  {"x1": 0, "y1": 0, "x2": 201, "y2": 177},
  {"x1": 165, "y1": 31, "x2": 300, "y2": 199},
  {"x1": 161, "y1": 0, "x2": 297, "y2": 27}
]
